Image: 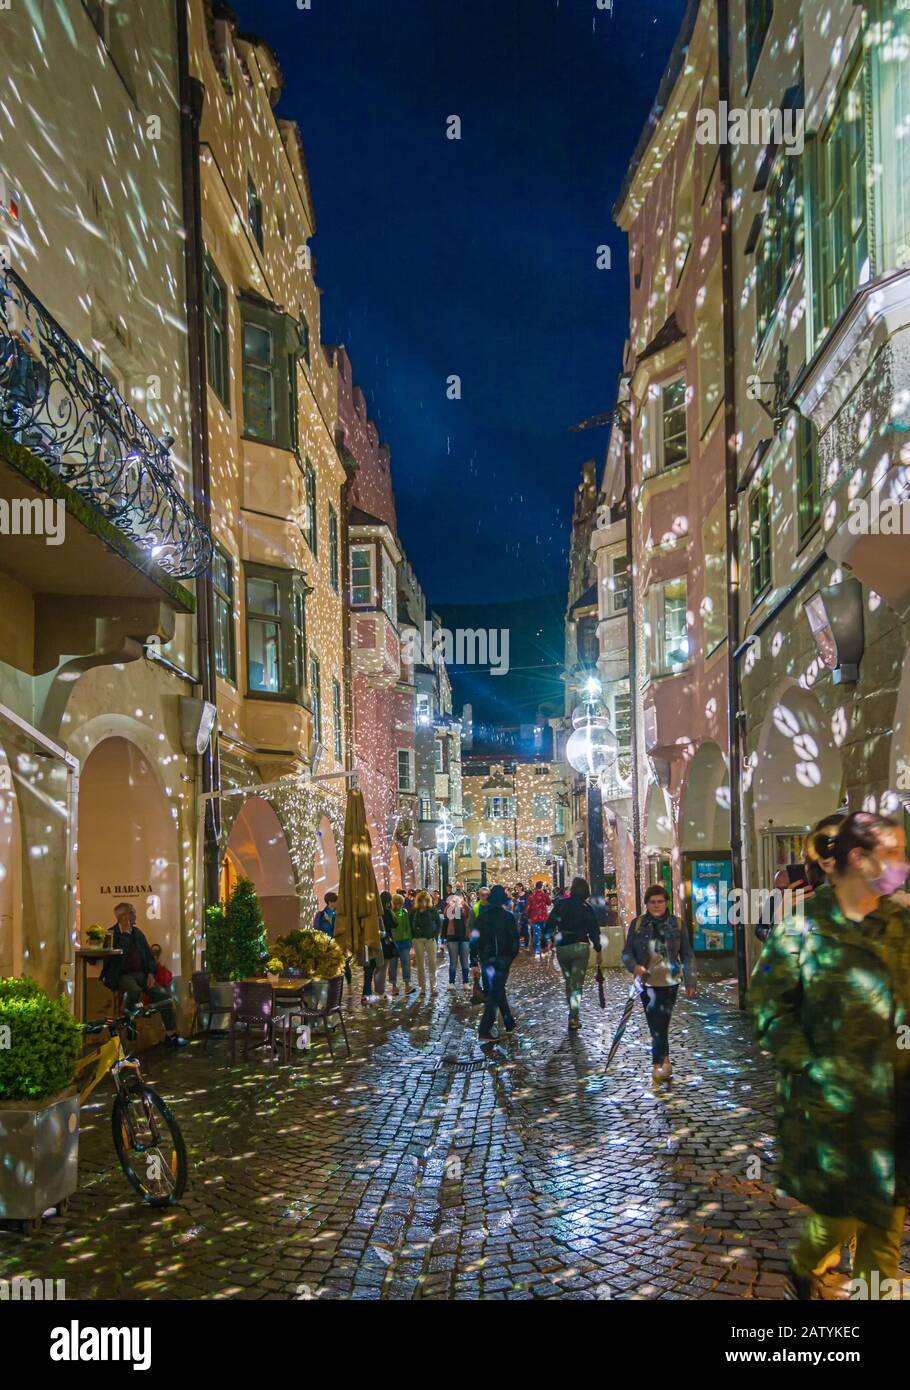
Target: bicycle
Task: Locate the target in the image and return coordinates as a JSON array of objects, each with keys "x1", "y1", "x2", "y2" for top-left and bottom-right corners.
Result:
[{"x1": 76, "y1": 1005, "x2": 188, "y2": 1207}]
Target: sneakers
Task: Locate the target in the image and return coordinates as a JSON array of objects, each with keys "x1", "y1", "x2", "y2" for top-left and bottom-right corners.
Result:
[
  {"x1": 165, "y1": 1034, "x2": 189, "y2": 1048},
  {"x1": 568, "y1": 1016, "x2": 581, "y2": 1031},
  {"x1": 447, "y1": 982, "x2": 457, "y2": 992},
  {"x1": 404, "y1": 985, "x2": 417, "y2": 996}
]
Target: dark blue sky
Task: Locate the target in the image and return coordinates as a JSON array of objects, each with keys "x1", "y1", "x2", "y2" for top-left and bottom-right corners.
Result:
[{"x1": 232, "y1": 0, "x2": 687, "y2": 603}]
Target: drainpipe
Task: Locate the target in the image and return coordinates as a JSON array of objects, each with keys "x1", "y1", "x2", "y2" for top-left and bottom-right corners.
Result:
[
  {"x1": 716, "y1": 0, "x2": 747, "y2": 1007},
  {"x1": 622, "y1": 417, "x2": 643, "y2": 918},
  {"x1": 176, "y1": 0, "x2": 221, "y2": 925}
]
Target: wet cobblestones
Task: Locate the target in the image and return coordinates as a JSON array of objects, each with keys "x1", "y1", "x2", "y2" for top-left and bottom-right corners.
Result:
[{"x1": 1, "y1": 952, "x2": 904, "y2": 1299}]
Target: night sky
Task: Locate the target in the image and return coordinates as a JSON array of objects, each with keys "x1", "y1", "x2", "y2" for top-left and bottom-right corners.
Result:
[{"x1": 231, "y1": 0, "x2": 687, "y2": 605}]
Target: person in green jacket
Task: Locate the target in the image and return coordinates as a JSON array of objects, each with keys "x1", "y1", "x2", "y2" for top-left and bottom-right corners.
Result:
[
  {"x1": 749, "y1": 810, "x2": 910, "y2": 1299},
  {"x1": 388, "y1": 892, "x2": 416, "y2": 998},
  {"x1": 410, "y1": 889, "x2": 440, "y2": 994}
]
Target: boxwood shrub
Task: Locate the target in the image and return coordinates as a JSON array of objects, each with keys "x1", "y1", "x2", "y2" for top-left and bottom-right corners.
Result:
[{"x1": 0, "y1": 977, "x2": 82, "y2": 1102}]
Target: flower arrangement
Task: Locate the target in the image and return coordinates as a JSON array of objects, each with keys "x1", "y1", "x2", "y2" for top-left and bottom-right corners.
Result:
[
  {"x1": 265, "y1": 957, "x2": 284, "y2": 978},
  {"x1": 84, "y1": 924, "x2": 106, "y2": 946},
  {"x1": 272, "y1": 928, "x2": 344, "y2": 980}
]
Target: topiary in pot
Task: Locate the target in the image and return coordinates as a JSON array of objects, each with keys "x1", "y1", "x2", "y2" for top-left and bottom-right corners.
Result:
[
  {"x1": 205, "y1": 879, "x2": 268, "y2": 982},
  {"x1": 0, "y1": 976, "x2": 82, "y2": 1102}
]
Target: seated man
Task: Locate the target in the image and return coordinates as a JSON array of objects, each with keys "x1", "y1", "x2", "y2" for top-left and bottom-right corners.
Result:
[{"x1": 101, "y1": 902, "x2": 187, "y2": 1047}]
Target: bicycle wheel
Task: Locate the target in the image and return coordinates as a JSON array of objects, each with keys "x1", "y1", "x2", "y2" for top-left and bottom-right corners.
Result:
[{"x1": 111, "y1": 1084, "x2": 187, "y2": 1207}]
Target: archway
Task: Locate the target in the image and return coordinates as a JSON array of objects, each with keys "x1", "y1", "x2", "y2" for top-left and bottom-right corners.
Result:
[
  {"x1": 750, "y1": 681, "x2": 844, "y2": 886},
  {"x1": 643, "y1": 782, "x2": 674, "y2": 898},
  {"x1": 223, "y1": 796, "x2": 298, "y2": 942},
  {"x1": 78, "y1": 736, "x2": 181, "y2": 972},
  {"x1": 681, "y1": 741, "x2": 730, "y2": 852}
]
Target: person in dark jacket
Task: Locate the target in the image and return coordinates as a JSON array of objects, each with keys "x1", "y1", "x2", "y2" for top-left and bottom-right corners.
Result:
[
  {"x1": 470, "y1": 884, "x2": 520, "y2": 1040},
  {"x1": 622, "y1": 884, "x2": 696, "y2": 1081},
  {"x1": 442, "y1": 886, "x2": 472, "y2": 991},
  {"x1": 410, "y1": 890, "x2": 440, "y2": 994},
  {"x1": 549, "y1": 877, "x2": 603, "y2": 1031},
  {"x1": 101, "y1": 902, "x2": 186, "y2": 1045}
]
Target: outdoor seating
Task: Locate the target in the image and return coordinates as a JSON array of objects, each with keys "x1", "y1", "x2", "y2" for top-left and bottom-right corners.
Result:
[
  {"x1": 278, "y1": 974, "x2": 350, "y2": 1061},
  {"x1": 228, "y1": 981, "x2": 274, "y2": 1061}
]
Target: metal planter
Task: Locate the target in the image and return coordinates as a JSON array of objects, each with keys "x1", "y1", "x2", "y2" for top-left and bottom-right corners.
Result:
[{"x1": 0, "y1": 1086, "x2": 79, "y2": 1228}]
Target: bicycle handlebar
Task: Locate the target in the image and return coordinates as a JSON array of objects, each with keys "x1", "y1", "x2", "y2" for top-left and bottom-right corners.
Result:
[{"x1": 81, "y1": 1003, "x2": 168, "y2": 1036}]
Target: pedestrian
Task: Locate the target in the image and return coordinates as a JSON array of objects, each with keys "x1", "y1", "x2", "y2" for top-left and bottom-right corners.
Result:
[
  {"x1": 526, "y1": 880, "x2": 551, "y2": 957},
  {"x1": 470, "y1": 884, "x2": 520, "y2": 1041},
  {"x1": 442, "y1": 884, "x2": 472, "y2": 992},
  {"x1": 548, "y1": 876, "x2": 604, "y2": 1031},
  {"x1": 312, "y1": 891, "x2": 338, "y2": 936},
  {"x1": 371, "y1": 890, "x2": 400, "y2": 1000},
  {"x1": 513, "y1": 882, "x2": 529, "y2": 949},
  {"x1": 388, "y1": 891, "x2": 416, "y2": 997},
  {"x1": 622, "y1": 884, "x2": 696, "y2": 1082},
  {"x1": 410, "y1": 889, "x2": 439, "y2": 994},
  {"x1": 473, "y1": 886, "x2": 490, "y2": 917},
  {"x1": 749, "y1": 810, "x2": 910, "y2": 1299}
]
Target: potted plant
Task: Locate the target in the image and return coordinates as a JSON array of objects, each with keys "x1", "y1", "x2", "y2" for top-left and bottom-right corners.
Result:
[
  {"x1": 265, "y1": 957, "x2": 284, "y2": 983},
  {"x1": 84, "y1": 924, "x2": 106, "y2": 948},
  {"x1": 0, "y1": 977, "x2": 82, "y2": 1232},
  {"x1": 272, "y1": 927, "x2": 344, "y2": 1009},
  {"x1": 204, "y1": 879, "x2": 269, "y2": 1019}
]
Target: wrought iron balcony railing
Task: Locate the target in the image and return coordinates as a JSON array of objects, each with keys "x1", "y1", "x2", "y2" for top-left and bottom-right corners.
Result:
[{"x1": 0, "y1": 268, "x2": 212, "y2": 579}]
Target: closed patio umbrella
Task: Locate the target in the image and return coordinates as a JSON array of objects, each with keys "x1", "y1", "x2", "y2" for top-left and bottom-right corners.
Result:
[{"x1": 334, "y1": 787, "x2": 381, "y2": 963}]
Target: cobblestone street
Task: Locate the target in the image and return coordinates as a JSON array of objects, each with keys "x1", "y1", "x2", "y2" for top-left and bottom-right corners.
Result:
[{"x1": 1, "y1": 953, "x2": 898, "y2": 1301}]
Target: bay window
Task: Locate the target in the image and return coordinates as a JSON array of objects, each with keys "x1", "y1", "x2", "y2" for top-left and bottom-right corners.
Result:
[{"x1": 244, "y1": 562, "x2": 308, "y2": 702}]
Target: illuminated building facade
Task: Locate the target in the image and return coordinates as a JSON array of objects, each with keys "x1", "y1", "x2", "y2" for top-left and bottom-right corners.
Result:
[
  {"x1": 614, "y1": 0, "x2": 732, "y2": 937},
  {"x1": 192, "y1": 1, "x2": 348, "y2": 936},
  {"x1": 730, "y1": 0, "x2": 910, "y2": 968},
  {"x1": 0, "y1": 0, "x2": 211, "y2": 999},
  {"x1": 456, "y1": 758, "x2": 569, "y2": 891}
]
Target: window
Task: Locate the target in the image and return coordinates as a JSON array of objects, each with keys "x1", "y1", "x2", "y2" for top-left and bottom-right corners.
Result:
[
  {"x1": 246, "y1": 573, "x2": 281, "y2": 694},
  {"x1": 818, "y1": 63, "x2": 869, "y2": 335},
  {"x1": 242, "y1": 320, "x2": 275, "y2": 442},
  {"x1": 749, "y1": 472, "x2": 772, "y2": 603},
  {"x1": 303, "y1": 460, "x2": 317, "y2": 556},
  {"x1": 244, "y1": 563, "x2": 308, "y2": 701},
  {"x1": 651, "y1": 578, "x2": 689, "y2": 674},
  {"x1": 798, "y1": 417, "x2": 821, "y2": 540},
  {"x1": 554, "y1": 802, "x2": 566, "y2": 836},
  {"x1": 298, "y1": 312, "x2": 311, "y2": 367},
  {"x1": 611, "y1": 554, "x2": 629, "y2": 612},
  {"x1": 535, "y1": 836, "x2": 550, "y2": 857},
  {"x1": 485, "y1": 796, "x2": 516, "y2": 819},
  {"x1": 416, "y1": 693, "x2": 431, "y2": 725},
  {"x1": 204, "y1": 257, "x2": 230, "y2": 409},
  {"x1": 397, "y1": 749, "x2": 414, "y2": 793},
  {"x1": 697, "y1": 260, "x2": 724, "y2": 435},
  {"x1": 212, "y1": 546, "x2": 235, "y2": 681},
  {"x1": 381, "y1": 547, "x2": 397, "y2": 624},
  {"x1": 614, "y1": 687, "x2": 632, "y2": 748},
  {"x1": 459, "y1": 836, "x2": 472, "y2": 856},
  {"x1": 419, "y1": 795, "x2": 433, "y2": 821},
  {"x1": 658, "y1": 377, "x2": 688, "y2": 470},
  {"x1": 332, "y1": 678, "x2": 343, "y2": 763},
  {"x1": 350, "y1": 546, "x2": 373, "y2": 606},
  {"x1": 247, "y1": 174, "x2": 263, "y2": 251},
  {"x1": 435, "y1": 741, "x2": 444, "y2": 773},
  {"x1": 756, "y1": 157, "x2": 802, "y2": 345},
  {"x1": 83, "y1": 0, "x2": 138, "y2": 103},
  {"x1": 532, "y1": 793, "x2": 550, "y2": 819},
  {"x1": 240, "y1": 302, "x2": 298, "y2": 449},
  {"x1": 674, "y1": 149, "x2": 694, "y2": 283},
  {"x1": 746, "y1": 0, "x2": 773, "y2": 85},
  {"x1": 328, "y1": 505, "x2": 339, "y2": 592},
  {"x1": 462, "y1": 795, "x2": 472, "y2": 818},
  {"x1": 309, "y1": 653, "x2": 322, "y2": 742}
]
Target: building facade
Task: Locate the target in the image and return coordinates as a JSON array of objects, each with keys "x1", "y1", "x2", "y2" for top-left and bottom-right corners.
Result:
[
  {"x1": 192, "y1": 1, "x2": 348, "y2": 939},
  {"x1": 0, "y1": 0, "x2": 212, "y2": 999},
  {"x1": 456, "y1": 757, "x2": 569, "y2": 892}
]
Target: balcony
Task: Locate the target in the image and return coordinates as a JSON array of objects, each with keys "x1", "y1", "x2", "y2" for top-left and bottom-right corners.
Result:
[{"x1": 0, "y1": 268, "x2": 212, "y2": 582}]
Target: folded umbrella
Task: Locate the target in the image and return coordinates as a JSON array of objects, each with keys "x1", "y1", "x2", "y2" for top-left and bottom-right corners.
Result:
[
  {"x1": 334, "y1": 787, "x2": 381, "y2": 963},
  {"x1": 604, "y1": 978, "x2": 643, "y2": 1071},
  {"x1": 595, "y1": 967, "x2": 606, "y2": 1010}
]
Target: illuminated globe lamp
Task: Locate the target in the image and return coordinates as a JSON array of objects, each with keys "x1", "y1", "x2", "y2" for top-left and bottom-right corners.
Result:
[{"x1": 565, "y1": 700, "x2": 618, "y2": 779}]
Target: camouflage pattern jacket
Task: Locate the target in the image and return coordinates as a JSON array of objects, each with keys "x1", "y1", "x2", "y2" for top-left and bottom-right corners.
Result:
[{"x1": 748, "y1": 885, "x2": 910, "y2": 1228}]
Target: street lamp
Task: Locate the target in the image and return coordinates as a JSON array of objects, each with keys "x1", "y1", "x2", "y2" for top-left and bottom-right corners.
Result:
[
  {"x1": 565, "y1": 695, "x2": 618, "y2": 908},
  {"x1": 435, "y1": 807, "x2": 457, "y2": 895},
  {"x1": 476, "y1": 830, "x2": 491, "y2": 887}
]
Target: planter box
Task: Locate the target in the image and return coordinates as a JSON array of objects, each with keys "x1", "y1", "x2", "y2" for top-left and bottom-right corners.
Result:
[{"x1": 0, "y1": 1086, "x2": 79, "y2": 1224}]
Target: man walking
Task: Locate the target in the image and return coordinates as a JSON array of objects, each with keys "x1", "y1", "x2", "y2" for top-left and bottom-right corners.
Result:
[
  {"x1": 470, "y1": 884, "x2": 520, "y2": 1040},
  {"x1": 101, "y1": 902, "x2": 187, "y2": 1047},
  {"x1": 526, "y1": 880, "x2": 552, "y2": 956}
]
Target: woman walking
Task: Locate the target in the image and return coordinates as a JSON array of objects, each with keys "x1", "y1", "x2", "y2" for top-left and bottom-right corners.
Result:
[
  {"x1": 410, "y1": 889, "x2": 440, "y2": 995},
  {"x1": 749, "y1": 811, "x2": 910, "y2": 1299},
  {"x1": 388, "y1": 891, "x2": 416, "y2": 997},
  {"x1": 548, "y1": 877, "x2": 603, "y2": 1031},
  {"x1": 442, "y1": 884, "x2": 472, "y2": 992},
  {"x1": 622, "y1": 884, "x2": 696, "y2": 1082}
]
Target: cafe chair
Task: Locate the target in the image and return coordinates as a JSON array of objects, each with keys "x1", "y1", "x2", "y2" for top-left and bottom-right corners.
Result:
[
  {"x1": 282, "y1": 974, "x2": 350, "y2": 1061},
  {"x1": 190, "y1": 971, "x2": 228, "y2": 1049},
  {"x1": 229, "y1": 981, "x2": 274, "y2": 1062}
]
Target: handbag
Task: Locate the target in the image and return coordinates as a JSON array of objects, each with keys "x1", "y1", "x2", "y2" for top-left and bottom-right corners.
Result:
[
  {"x1": 381, "y1": 933, "x2": 398, "y2": 961},
  {"x1": 470, "y1": 977, "x2": 485, "y2": 1006}
]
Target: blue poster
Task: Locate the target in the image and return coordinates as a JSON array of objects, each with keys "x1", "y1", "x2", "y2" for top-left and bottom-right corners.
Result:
[{"x1": 690, "y1": 857, "x2": 734, "y2": 952}]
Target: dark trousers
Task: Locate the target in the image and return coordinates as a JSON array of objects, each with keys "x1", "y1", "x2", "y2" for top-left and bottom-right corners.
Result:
[
  {"x1": 479, "y1": 958, "x2": 514, "y2": 1036},
  {"x1": 119, "y1": 973, "x2": 177, "y2": 1034},
  {"x1": 639, "y1": 984, "x2": 678, "y2": 1065}
]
